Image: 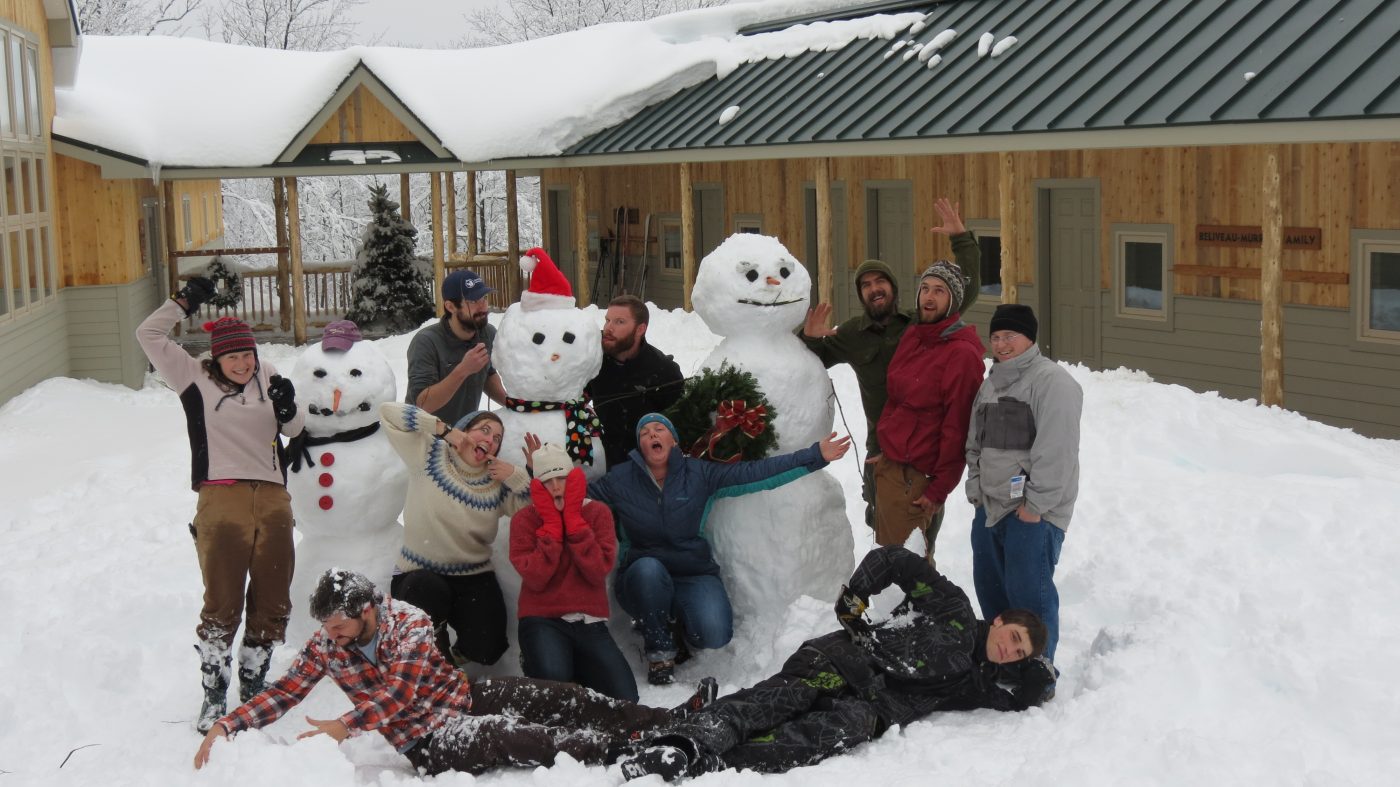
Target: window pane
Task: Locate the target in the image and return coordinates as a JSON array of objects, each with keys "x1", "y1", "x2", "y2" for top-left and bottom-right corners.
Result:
[
  {"x1": 0, "y1": 226, "x2": 8, "y2": 316},
  {"x1": 19, "y1": 156, "x2": 33, "y2": 213},
  {"x1": 9, "y1": 37, "x2": 24, "y2": 138},
  {"x1": 2, "y1": 155, "x2": 15, "y2": 217},
  {"x1": 24, "y1": 227, "x2": 39, "y2": 302},
  {"x1": 1124, "y1": 240, "x2": 1164, "y2": 310},
  {"x1": 24, "y1": 45, "x2": 38, "y2": 138},
  {"x1": 182, "y1": 197, "x2": 192, "y2": 248},
  {"x1": 663, "y1": 223, "x2": 682, "y2": 270},
  {"x1": 9, "y1": 229, "x2": 24, "y2": 310},
  {"x1": 39, "y1": 225, "x2": 52, "y2": 298},
  {"x1": 1370, "y1": 250, "x2": 1400, "y2": 332},
  {"x1": 33, "y1": 155, "x2": 45, "y2": 212},
  {"x1": 0, "y1": 33, "x2": 10, "y2": 136},
  {"x1": 978, "y1": 234, "x2": 1002, "y2": 296}
]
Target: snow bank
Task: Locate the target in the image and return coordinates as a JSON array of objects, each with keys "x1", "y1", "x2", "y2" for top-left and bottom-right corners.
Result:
[{"x1": 2, "y1": 305, "x2": 1399, "y2": 784}]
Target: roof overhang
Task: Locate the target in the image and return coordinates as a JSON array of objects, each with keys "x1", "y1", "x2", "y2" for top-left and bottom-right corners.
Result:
[
  {"x1": 276, "y1": 62, "x2": 452, "y2": 164},
  {"x1": 47, "y1": 0, "x2": 82, "y2": 87},
  {"x1": 505, "y1": 117, "x2": 1400, "y2": 171}
]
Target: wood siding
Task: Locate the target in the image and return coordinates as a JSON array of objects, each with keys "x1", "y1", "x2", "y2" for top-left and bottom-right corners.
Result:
[{"x1": 308, "y1": 84, "x2": 418, "y2": 145}]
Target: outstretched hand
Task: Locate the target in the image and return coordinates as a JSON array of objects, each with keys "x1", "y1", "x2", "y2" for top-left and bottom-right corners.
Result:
[
  {"x1": 803, "y1": 303, "x2": 837, "y2": 338},
  {"x1": 818, "y1": 432, "x2": 852, "y2": 462},
  {"x1": 297, "y1": 716, "x2": 350, "y2": 742},
  {"x1": 929, "y1": 198, "x2": 966, "y2": 236}
]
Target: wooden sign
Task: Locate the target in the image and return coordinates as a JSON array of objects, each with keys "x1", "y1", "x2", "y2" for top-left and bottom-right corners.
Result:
[{"x1": 1195, "y1": 225, "x2": 1321, "y2": 250}]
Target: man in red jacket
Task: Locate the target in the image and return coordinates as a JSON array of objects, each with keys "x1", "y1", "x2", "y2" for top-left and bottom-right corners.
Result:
[
  {"x1": 510, "y1": 443, "x2": 638, "y2": 701},
  {"x1": 869, "y1": 260, "x2": 985, "y2": 563}
]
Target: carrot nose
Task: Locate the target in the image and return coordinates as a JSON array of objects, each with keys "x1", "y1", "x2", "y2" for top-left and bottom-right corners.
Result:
[
  {"x1": 766, "y1": 276, "x2": 782, "y2": 285},
  {"x1": 332, "y1": 389, "x2": 342, "y2": 412},
  {"x1": 550, "y1": 353, "x2": 561, "y2": 362}
]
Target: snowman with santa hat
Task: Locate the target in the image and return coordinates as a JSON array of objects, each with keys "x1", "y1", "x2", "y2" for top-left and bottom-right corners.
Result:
[
  {"x1": 689, "y1": 233, "x2": 855, "y2": 647},
  {"x1": 284, "y1": 320, "x2": 407, "y2": 642}
]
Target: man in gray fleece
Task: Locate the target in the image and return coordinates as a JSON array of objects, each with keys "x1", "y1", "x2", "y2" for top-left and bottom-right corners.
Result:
[{"x1": 965, "y1": 303, "x2": 1082, "y2": 676}]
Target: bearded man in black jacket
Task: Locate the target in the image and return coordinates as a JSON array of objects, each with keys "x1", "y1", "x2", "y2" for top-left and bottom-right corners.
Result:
[{"x1": 587, "y1": 295, "x2": 685, "y2": 467}]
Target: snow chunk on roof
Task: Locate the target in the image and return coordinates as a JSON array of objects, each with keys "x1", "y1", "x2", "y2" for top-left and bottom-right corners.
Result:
[{"x1": 53, "y1": 0, "x2": 910, "y2": 168}]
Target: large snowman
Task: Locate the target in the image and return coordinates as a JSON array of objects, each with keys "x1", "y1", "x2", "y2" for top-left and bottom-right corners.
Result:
[
  {"x1": 285, "y1": 320, "x2": 408, "y2": 642},
  {"x1": 691, "y1": 233, "x2": 855, "y2": 636},
  {"x1": 492, "y1": 247, "x2": 606, "y2": 480}
]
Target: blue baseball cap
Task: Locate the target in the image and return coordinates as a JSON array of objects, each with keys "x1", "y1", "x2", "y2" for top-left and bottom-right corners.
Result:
[{"x1": 443, "y1": 270, "x2": 494, "y2": 303}]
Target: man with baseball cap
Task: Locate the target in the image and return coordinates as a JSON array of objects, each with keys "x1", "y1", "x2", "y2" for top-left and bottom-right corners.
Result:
[
  {"x1": 406, "y1": 269, "x2": 506, "y2": 425},
  {"x1": 965, "y1": 304, "x2": 1082, "y2": 694},
  {"x1": 801, "y1": 198, "x2": 981, "y2": 528}
]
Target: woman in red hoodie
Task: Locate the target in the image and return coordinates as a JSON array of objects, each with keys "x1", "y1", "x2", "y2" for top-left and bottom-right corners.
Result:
[{"x1": 509, "y1": 443, "x2": 636, "y2": 701}]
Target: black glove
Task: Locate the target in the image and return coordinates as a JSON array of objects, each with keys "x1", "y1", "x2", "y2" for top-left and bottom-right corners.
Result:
[
  {"x1": 267, "y1": 375, "x2": 297, "y2": 424},
  {"x1": 835, "y1": 585, "x2": 873, "y2": 645},
  {"x1": 1010, "y1": 655, "x2": 1058, "y2": 707},
  {"x1": 174, "y1": 276, "x2": 217, "y2": 317}
]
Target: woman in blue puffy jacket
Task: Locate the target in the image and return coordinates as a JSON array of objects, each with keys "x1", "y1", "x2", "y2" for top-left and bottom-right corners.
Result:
[{"x1": 588, "y1": 413, "x2": 851, "y2": 684}]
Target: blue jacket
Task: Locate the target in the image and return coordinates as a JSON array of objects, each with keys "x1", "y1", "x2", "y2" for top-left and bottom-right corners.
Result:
[{"x1": 587, "y1": 444, "x2": 828, "y2": 577}]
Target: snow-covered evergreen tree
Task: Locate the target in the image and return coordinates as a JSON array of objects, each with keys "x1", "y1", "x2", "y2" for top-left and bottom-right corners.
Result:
[{"x1": 345, "y1": 184, "x2": 433, "y2": 332}]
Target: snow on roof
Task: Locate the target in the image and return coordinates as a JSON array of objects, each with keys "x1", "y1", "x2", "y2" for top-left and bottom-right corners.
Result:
[{"x1": 52, "y1": 0, "x2": 922, "y2": 169}]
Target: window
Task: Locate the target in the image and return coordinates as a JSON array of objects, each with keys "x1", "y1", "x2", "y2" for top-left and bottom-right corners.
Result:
[
  {"x1": 1113, "y1": 224, "x2": 1172, "y2": 321},
  {"x1": 734, "y1": 213, "x2": 762, "y2": 234},
  {"x1": 660, "y1": 218, "x2": 683, "y2": 272},
  {"x1": 966, "y1": 219, "x2": 1002, "y2": 301},
  {"x1": 0, "y1": 24, "x2": 53, "y2": 321},
  {"x1": 1355, "y1": 231, "x2": 1400, "y2": 343},
  {"x1": 182, "y1": 195, "x2": 193, "y2": 249}
]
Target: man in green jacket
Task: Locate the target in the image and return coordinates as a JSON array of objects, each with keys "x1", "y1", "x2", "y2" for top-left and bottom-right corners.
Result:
[{"x1": 801, "y1": 198, "x2": 982, "y2": 527}]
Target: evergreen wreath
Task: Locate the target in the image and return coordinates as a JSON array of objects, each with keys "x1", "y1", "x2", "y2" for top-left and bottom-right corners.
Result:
[
  {"x1": 203, "y1": 257, "x2": 243, "y2": 309},
  {"x1": 665, "y1": 362, "x2": 778, "y2": 463}
]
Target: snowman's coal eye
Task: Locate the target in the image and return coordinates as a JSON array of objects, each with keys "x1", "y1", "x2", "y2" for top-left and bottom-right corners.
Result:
[
  {"x1": 745, "y1": 269, "x2": 759, "y2": 282},
  {"x1": 314, "y1": 369, "x2": 327, "y2": 378},
  {"x1": 350, "y1": 369, "x2": 363, "y2": 377},
  {"x1": 779, "y1": 267, "x2": 791, "y2": 279},
  {"x1": 532, "y1": 333, "x2": 545, "y2": 345},
  {"x1": 563, "y1": 332, "x2": 576, "y2": 344}
]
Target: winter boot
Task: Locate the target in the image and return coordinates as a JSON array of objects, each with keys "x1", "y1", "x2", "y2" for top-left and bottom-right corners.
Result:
[
  {"x1": 237, "y1": 639, "x2": 275, "y2": 704},
  {"x1": 668, "y1": 677, "x2": 719, "y2": 721},
  {"x1": 647, "y1": 659, "x2": 676, "y2": 686},
  {"x1": 619, "y1": 735, "x2": 718, "y2": 782},
  {"x1": 195, "y1": 639, "x2": 233, "y2": 734}
]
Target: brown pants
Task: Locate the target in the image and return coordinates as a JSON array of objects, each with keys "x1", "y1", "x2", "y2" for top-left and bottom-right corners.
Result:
[
  {"x1": 871, "y1": 459, "x2": 942, "y2": 558},
  {"x1": 192, "y1": 481, "x2": 295, "y2": 646},
  {"x1": 407, "y1": 676, "x2": 672, "y2": 775}
]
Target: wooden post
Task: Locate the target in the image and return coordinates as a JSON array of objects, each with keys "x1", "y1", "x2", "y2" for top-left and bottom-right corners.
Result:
[
  {"x1": 161, "y1": 181, "x2": 181, "y2": 334},
  {"x1": 1260, "y1": 150, "x2": 1284, "y2": 407},
  {"x1": 998, "y1": 152, "x2": 1019, "y2": 305},
  {"x1": 287, "y1": 177, "x2": 307, "y2": 345},
  {"x1": 574, "y1": 169, "x2": 590, "y2": 306},
  {"x1": 272, "y1": 178, "x2": 291, "y2": 331},
  {"x1": 445, "y1": 171, "x2": 457, "y2": 257},
  {"x1": 506, "y1": 170, "x2": 520, "y2": 301},
  {"x1": 680, "y1": 162, "x2": 696, "y2": 311},
  {"x1": 815, "y1": 157, "x2": 834, "y2": 307},
  {"x1": 399, "y1": 173, "x2": 412, "y2": 225},
  {"x1": 465, "y1": 171, "x2": 478, "y2": 257},
  {"x1": 431, "y1": 171, "x2": 445, "y2": 300}
]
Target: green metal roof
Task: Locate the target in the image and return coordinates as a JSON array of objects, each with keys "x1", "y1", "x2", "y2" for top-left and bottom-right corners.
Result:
[{"x1": 565, "y1": 0, "x2": 1400, "y2": 158}]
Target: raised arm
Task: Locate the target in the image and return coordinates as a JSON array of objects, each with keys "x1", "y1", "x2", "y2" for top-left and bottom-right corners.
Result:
[{"x1": 135, "y1": 299, "x2": 203, "y2": 392}]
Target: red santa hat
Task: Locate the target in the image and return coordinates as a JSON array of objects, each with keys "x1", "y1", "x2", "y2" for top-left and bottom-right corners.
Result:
[{"x1": 519, "y1": 247, "x2": 575, "y2": 311}]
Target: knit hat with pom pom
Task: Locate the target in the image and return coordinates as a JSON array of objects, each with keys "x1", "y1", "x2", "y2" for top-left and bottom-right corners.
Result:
[{"x1": 206, "y1": 317, "x2": 256, "y2": 358}]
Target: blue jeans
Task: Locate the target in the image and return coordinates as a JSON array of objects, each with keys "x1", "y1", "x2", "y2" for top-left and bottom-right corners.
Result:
[
  {"x1": 614, "y1": 557, "x2": 733, "y2": 661},
  {"x1": 970, "y1": 506, "x2": 1066, "y2": 661},
  {"x1": 517, "y1": 617, "x2": 639, "y2": 702}
]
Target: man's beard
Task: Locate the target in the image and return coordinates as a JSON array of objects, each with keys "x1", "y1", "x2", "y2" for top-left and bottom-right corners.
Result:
[
  {"x1": 453, "y1": 308, "x2": 487, "y2": 333},
  {"x1": 863, "y1": 297, "x2": 896, "y2": 322},
  {"x1": 918, "y1": 304, "x2": 949, "y2": 324},
  {"x1": 603, "y1": 331, "x2": 637, "y2": 357}
]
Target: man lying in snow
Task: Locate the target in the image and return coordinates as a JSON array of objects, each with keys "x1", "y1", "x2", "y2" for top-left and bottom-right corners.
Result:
[
  {"x1": 616, "y1": 545, "x2": 1056, "y2": 781},
  {"x1": 194, "y1": 568, "x2": 713, "y2": 775}
]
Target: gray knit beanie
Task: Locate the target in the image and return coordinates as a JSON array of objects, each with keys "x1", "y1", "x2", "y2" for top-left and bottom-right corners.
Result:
[{"x1": 919, "y1": 259, "x2": 966, "y2": 313}]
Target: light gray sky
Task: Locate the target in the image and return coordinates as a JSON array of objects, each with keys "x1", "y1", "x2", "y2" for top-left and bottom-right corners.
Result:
[{"x1": 346, "y1": 0, "x2": 502, "y2": 48}]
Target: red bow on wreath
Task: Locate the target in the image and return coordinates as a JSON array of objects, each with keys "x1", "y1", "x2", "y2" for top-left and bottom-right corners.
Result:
[{"x1": 688, "y1": 399, "x2": 768, "y2": 464}]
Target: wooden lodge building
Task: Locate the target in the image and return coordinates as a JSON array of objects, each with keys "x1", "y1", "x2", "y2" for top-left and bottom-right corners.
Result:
[{"x1": 4, "y1": 0, "x2": 1399, "y2": 438}]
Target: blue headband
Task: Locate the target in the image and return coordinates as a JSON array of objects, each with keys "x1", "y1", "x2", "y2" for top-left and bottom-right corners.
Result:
[
  {"x1": 454, "y1": 410, "x2": 488, "y2": 431},
  {"x1": 635, "y1": 412, "x2": 678, "y2": 443}
]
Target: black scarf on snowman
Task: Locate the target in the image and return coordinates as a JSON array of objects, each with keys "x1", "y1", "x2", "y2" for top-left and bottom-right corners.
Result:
[
  {"x1": 504, "y1": 396, "x2": 603, "y2": 466},
  {"x1": 286, "y1": 422, "x2": 381, "y2": 473}
]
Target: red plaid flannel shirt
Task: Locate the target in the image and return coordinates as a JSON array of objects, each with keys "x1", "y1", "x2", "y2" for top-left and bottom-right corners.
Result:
[{"x1": 219, "y1": 598, "x2": 471, "y2": 751}]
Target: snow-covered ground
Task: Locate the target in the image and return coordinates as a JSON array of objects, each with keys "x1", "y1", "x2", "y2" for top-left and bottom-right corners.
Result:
[{"x1": 2, "y1": 305, "x2": 1399, "y2": 785}]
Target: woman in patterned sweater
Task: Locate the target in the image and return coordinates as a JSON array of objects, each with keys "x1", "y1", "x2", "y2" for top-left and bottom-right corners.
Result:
[{"x1": 380, "y1": 402, "x2": 531, "y2": 666}]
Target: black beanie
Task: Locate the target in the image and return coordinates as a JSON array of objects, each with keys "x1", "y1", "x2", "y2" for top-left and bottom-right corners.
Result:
[{"x1": 990, "y1": 304, "x2": 1038, "y2": 343}]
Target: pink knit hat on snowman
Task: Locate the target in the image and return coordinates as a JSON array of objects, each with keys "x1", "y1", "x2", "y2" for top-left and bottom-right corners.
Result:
[{"x1": 518, "y1": 247, "x2": 574, "y2": 311}]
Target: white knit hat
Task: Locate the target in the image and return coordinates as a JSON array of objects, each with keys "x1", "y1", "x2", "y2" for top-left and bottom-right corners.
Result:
[{"x1": 532, "y1": 443, "x2": 573, "y2": 482}]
